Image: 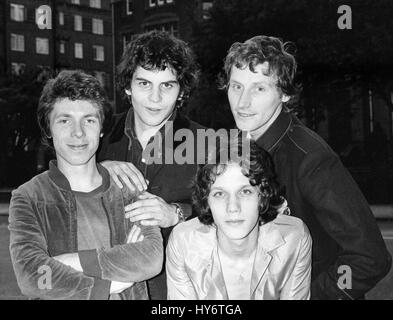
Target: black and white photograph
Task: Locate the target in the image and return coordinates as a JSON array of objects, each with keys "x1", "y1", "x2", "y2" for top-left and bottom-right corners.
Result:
[{"x1": 0, "y1": 0, "x2": 392, "y2": 304}]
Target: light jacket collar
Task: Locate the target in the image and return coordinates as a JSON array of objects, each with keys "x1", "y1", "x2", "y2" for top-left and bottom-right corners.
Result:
[{"x1": 198, "y1": 221, "x2": 286, "y2": 299}]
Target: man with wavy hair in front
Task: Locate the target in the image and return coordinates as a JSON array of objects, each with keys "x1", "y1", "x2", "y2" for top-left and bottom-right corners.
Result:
[
  {"x1": 222, "y1": 35, "x2": 391, "y2": 299},
  {"x1": 98, "y1": 30, "x2": 205, "y2": 299}
]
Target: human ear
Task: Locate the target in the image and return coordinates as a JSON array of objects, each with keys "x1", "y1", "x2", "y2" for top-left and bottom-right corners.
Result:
[{"x1": 281, "y1": 94, "x2": 290, "y2": 103}]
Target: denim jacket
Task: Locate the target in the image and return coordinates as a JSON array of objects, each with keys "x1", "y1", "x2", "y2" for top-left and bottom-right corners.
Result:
[{"x1": 8, "y1": 161, "x2": 163, "y2": 300}]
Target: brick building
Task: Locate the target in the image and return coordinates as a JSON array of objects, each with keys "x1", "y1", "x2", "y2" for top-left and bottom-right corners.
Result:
[{"x1": 2, "y1": 0, "x2": 113, "y2": 98}]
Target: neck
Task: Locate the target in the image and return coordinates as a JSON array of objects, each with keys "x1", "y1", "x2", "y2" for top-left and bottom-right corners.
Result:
[
  {"x1": 57, "y1": 157, "x2": 102, "y2": 192},
  {"x1": 251, "y1": 104, "x2": 282, "y2": 141},
  {"x1": 217, "y1": 223, "x2": 259, "y2": 259}
]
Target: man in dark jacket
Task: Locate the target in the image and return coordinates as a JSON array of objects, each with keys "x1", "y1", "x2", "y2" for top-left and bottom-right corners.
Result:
[
  {"x1": 9, "y1": 70, "x2": 163, "y2": 300},
  {"x1": 98, "y1": 31, "x2": 206, "y2": 299},
  {"x1": 222, "y1": 35, "x2": 392, "y2": 299}
]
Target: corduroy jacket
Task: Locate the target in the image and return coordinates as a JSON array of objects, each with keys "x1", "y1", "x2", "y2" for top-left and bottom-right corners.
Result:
[{"x1": 8, "y1": 161, "x2": 163, "y2": 300}]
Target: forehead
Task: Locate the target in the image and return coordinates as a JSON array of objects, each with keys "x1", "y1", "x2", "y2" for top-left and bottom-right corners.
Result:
[
  {"x1": 132, "y1": 65, "x2": 178, "y2": 82},
  {"x1": 51, "y1": 98, "x2": 100, "y2": 117},
  {"x1": 211, "y1": 163, "x2": 251, "y2": 188},
  {"x1": 229, "y1": 62, "x2": 277, "y2": 85}
]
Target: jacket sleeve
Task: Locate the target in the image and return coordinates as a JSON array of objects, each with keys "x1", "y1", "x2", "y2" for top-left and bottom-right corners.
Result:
[
  {"x1": 8, "y1": 190, "x2": 110, "y2": 300},
  {"x1": 299, "y1": 151, "x2": 392, "y2": 299},
  {"x1": 79, "y1": 223, "x2": 163, "y2": 283},
  {"x1": 166, "y1": 228, "x2": 197, "y2": 300},
  {"x1": 280, "y1": 223, "x2": 312, "y2": 300}
]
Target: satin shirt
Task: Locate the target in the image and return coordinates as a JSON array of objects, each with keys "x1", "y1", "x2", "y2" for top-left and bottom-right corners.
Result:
[{"x1": 166, "y1": 214, "x2": 312, "y2": 300}]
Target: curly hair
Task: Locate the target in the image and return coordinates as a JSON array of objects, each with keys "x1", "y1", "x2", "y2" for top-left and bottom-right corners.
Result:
[
  {"x1": 116, "y1": 30, "x2": 200, "y2": 106},
  {"x1": 221, "y1": 35, "x2": 300, "y2": 110},
  {"x1": 192, "y1": 137, "x2": 284, "y2": 226},
  {"x1": 37, "y1": 70, "x2": 113, "y2": 147}
]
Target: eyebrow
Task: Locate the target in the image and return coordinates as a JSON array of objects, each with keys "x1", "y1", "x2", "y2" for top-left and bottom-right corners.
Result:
[
  {"x1": 54, "y1": 113, "x2": 100, "y2": 119},
  {"x1": 134, "y1": 77, "x2": 178, "y2": 84}
]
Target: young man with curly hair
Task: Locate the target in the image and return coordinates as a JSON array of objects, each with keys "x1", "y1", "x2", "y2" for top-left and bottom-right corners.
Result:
[
  {"x1": 8, "y1": 70, "x2": 163, "y2": 300},
  {"x1": 166, "y1": 139, "x2": 312, "y2": 300},
  {"x1": 222, "y1": 35, "x2": 391, "y2": 299},
  {"x1": 98, "y1": 30, "x2": 205, "y2": 299}
]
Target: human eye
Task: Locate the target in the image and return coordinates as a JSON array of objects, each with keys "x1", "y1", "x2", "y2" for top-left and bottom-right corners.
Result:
[
  {"x1": 138, "y1": 81, "x2": 150, "y2": 88},
  {"x1": 57, "y1": 118, "x2": 70, "y2": 124},
  {"x1": 240, "y1": 187, "x2": 255, "y2": 196},
  {"x1": 161, "y1": 82, "x2": 174, "y2": 89},
  {"x1": 230, "y1": 83, "x2": 242, "y2": 92},
  {"x1": 255, "y1": 86, "x2": 266, "y2": 93},
  {"x1": 85, "y1": 117, "x2": 98, "y2": 124},
  {"x1": 211, "y1": 190, "x2": 225, "y2": 198}
]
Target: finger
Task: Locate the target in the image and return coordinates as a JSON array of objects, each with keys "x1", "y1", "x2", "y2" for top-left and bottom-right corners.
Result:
[
  {"x1": 125, "y1": 205, "x2": 160, "y2": 217},
  {"x1": 136, "y1": 234, "x2": 144, "y2": 242},
  {"x1": 127, "y1": 211, "x2": 160, "y2": 222},
  {"x1": 121, "y1": 164, "x2": 146, "y2": 192},
  {"x1": 130, "y1": 226, "x2": 142, "y2": 243},
  {"x1": 126, "y1": 225, "x2": 137, "y2": 243},
  {"x1": 137, "y1": 192, "x2": 156, "y2": 200},
  {"x1": 140, "y1": 219, "x2": 160, "y2": 226},
  {"x1": 126, "y1": 163, "x2": 148, "y2": 190},
  {"x1": 115, "y1": 169, "x2": 137, "y2": 192},
  {"x1": 108, "y1": 169, "x2": 124, "y2": 189},
  {"x1": 125, "y1": 198, "x2": 159, "y2": 212}
]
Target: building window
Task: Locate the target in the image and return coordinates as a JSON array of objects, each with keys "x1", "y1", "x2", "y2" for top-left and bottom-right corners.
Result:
[
  {"x1": 202, "y1": 1, "x2": 213, "y2": 20},
  {"x1": 148, "y1": 0, "x2": 174, "y2": 6},
  {"x1": 11, "y1": 34, "x2": 24, "y2": 52},
  {"x1": 94, "y1": 71, "x2": 106, "y2": 88},
  {"x1": 93, "y1": 45, "x2": 104, "y2": 61},
  {"x1": 74, "y1": 15, "x2": 82, "y2": 31},
  {"x1": 59, "y1": 41, "x2": 66, "y2": 54},
  {"x1": 36, "y1": 38, "x2": 49, "y2": 55},
  {"x1": 59, "y1": 12, "x2": 64, "y2": 25},
  {"x1": 145, "y1": 21, "x2": 178, "y2": 37},
  {"x1": 126, "y1": 0, "x2": 133, "y2": 15},
  {"x1": 122, "y1": 33, "x2": 133, "y2": 52},
  {"x1": 11, "y1": 62, "x2": 26, "y2": 75},
  {"x1": 10, "y1": 3, "x2": 25, "y2": 22},
  {"x1": 71, "y1": 0, "x2": 80, "y2": 4},
  {"x1": 75, "y1": 43, "x2": 83, "y2": 59},
  {"x1": 90, "y1": 0, "x2": 101, "y2": 8},
  {"x1": 92, "y1": 18, "x2": 103, "y2": 35}
]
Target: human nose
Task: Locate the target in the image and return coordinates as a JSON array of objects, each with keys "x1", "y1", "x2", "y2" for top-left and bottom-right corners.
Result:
[
  {"x1": 237, "y1": 88, "x2": 251, "y2": 109},
  {"x1": 226, "y1": 194, "x2": 240, "y2": 215},
  {"x1": 71, "y1": 120, "x2": 85, "y2": 138},
  {"x1": 149, "y1": 86, "x2": 162, "y2": 103}
]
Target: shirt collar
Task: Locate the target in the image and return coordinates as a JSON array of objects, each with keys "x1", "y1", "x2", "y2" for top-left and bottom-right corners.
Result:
[
  {"x1": 124, "y1": 106, "x2": 178, "y2": 150},
  {"x1": 255, "y1": 110, "x2": 292, "y2": 152}
]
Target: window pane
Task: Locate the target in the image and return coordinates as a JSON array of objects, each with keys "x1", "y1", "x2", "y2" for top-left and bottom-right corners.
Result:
[
  {"x1": 36, "y1": 38, "x2": 49, "y2": 55},
  {"x1": 75, "y1": 43, "x2": 83, "y2": 59},
  {"x1": 74, "y1": 15, "x2": 82, "y2": 31}
]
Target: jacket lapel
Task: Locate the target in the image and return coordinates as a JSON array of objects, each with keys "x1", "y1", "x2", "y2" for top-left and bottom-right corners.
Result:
[{"x1": 250, "y1": 223, "x2": 286, "y2": 297}]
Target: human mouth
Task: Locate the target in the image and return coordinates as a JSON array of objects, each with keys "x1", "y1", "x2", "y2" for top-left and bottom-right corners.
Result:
[
  {"x1": 237, "y1": 111, "x2": 256, "y2": 118},
  {"x1": 68, "y1": 144, "x2": 88, "y2": 151},
  {"x1": 145, "y1": 107, "x2": 162, "y2": 113},
  {"x1": 226, "y1": 219, "x2": 245, "y2": 225}
]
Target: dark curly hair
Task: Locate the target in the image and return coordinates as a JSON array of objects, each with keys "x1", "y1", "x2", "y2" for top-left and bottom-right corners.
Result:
[
  {"x1": 37, "y1": 70, "x2": 113, "y2": 148},
  {"x1": 116, "y1": 30, "x2": 200, "y2": 106},
  {"x1": 221, "y1": 35, "x2": 300, "y2": 111},
  {"x1": 192, "y1": 137, "x2": 285, "y2": 226}
]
